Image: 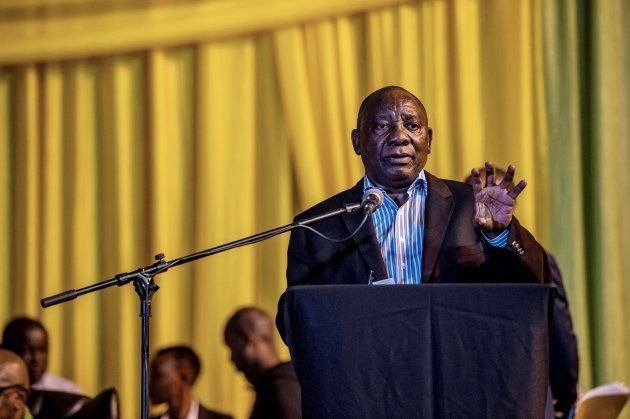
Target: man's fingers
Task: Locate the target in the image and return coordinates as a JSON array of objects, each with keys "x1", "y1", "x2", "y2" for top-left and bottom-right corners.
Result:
[
  {"x1": 508, "y1": 179, "x2": 527, "y2": 199},
  {"x1": 485, "y1": 161, "x2": 496, "y2": 186},
  {"x1": 499, "y1": 165, "x2": 515, "y2": 189},
  {"x1": 470, "y1": 168, "x2": 483, "y2": 195}
]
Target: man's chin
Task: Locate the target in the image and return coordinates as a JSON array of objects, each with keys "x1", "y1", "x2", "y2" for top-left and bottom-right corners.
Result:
[
  {"x1": 150, "y1": 398, "x2": 166, "y2": 405},
  {"x1": 382, "y1": 170, "x2": 419, "y2": 188},
  {"x1": 29, "y1": 371, "x2": 44, "y2": 384}
]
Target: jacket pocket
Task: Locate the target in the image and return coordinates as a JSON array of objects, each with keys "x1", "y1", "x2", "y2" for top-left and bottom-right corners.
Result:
[{"x1": 445, "y1": 243, "x2": 486, "y2": 267}]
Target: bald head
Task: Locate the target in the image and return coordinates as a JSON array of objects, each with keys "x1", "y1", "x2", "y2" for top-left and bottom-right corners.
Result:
[
  {"x1": 352, "y1": 86, "x2": 433, "y2": 190},
  {"x1": 356, "y1": 86, "x2": 428, "y2": 129},
  {"x1": 0, "y1": 350, "x2": 28, "y2": 386},
  {"x1": 0, "y1": 349, "x2": 29, "y2": 419},
  {"x1": 223, "y1": 307, "x2": 280, "y2": 381},
  {"x1": 224, "y1": 307, "x2": 275, "y2": 343}
]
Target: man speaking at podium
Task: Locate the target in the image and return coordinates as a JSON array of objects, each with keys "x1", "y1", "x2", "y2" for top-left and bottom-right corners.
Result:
[{"x1": 276, "y1": 86, "x2": 551, "y2": 340}]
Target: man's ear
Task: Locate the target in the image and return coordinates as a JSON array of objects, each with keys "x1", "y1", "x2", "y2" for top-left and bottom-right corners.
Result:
[
  {"x1": 427, "y1": 127, "x2": 433, "y2": 154},
  {"x1": 351, "y1": 129, "x2": 361, "y2": 155}
]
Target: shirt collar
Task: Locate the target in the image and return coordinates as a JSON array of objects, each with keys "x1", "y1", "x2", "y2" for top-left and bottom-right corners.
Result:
[
  {"x1": 363, "y1": 170, "x2": 427, "y2": 194},
  {"x1": 160, "y1": 399, "x2": 200, "y2": 419}
]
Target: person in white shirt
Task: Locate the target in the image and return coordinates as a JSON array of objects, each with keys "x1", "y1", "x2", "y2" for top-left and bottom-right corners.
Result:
[{"x1": 1, "y1": 317, "x2": 83, "y2": 395}]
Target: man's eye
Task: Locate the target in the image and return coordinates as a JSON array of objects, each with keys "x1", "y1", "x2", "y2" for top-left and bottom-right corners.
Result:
[
  {"x1": 406, "y1": 123, "x2": 419, "y2": 130},
  {"x1": 376, "y1": 123, "x2": 388, "y2": 129}
]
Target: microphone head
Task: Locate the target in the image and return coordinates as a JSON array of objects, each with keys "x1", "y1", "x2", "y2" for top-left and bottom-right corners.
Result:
[{"x1": 362, "y1": 188, "x2": 385, "y2": 213}]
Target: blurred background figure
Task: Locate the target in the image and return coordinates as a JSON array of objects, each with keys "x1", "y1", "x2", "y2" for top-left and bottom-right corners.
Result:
[
  {"x1": 1, "y1": 318, "x2": 83, "y2": 395},
  {"x1": 150, "y1": 345, "x2": 232, "y2": 419},
  {"x1": 224, "y1": 308, "x2": 301, "y2": 419},
  {"x1": 0, "y1": 348, "x2": 31, "y2": 419},
  {"x1": 465, "y1": 166, "x2": 579, "y2": 417}
]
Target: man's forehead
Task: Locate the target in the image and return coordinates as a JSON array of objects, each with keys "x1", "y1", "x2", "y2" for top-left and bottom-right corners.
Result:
[
  {"x1": 152, "y1": 354, "x2": 177, "y2": 370},
  {"x1": 23, "y1": 327, "x2": 47, "y2": 343},
  {"x1": 363, "y1": 91, "x2": 426, "y2": 119},
  {"x1": 370, "y1": 100, "x2": 421, "y2": 116}
]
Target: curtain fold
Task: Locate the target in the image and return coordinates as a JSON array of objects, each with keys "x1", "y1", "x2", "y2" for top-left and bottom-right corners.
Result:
[
  {"x1": 579, "y1": 0, "x2": 629, "y2": 391},
  {"x1": 192, "y1": 38, "x2": 259, "y2": 415},
  {"x1": 543, "y1": 0, "x2": 630, "y2": 401},
  {"x1": 0, "y1": 70, "x2": 11, "y2": 321},
  {"x1": 0, "y1": 0, "x2": 410, "y2": 65},
  {"x1": 97, "y1": 55, "x2": 145, "y2": 414},
  {"x1": 1, "y1": 1, "x2": 628, "y2": 418}
]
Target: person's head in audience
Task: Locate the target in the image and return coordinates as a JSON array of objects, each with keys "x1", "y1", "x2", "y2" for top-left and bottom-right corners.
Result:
[
  {"x1": 1, "y1": 318, "x2": 48, "y2": 387},
  {"x1": 0, "y1": 349, "x2": 30, "y2": 419},
  {"x1": 224, "y1": 307, "x2": 281, "y2": 382},
  {"x1": 149, "y1": 346, "x2": 200, "y2": 412}
]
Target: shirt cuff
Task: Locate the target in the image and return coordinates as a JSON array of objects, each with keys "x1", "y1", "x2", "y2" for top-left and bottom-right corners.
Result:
[{"x1": 481, "y1": 228, "x2": 510, "y2": 248}]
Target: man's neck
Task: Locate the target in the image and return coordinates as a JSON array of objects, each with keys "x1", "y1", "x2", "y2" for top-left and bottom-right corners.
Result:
[
  {"x1": 365, "y1": 171, "x2": 425, "y2": 199},
  {"x1": 247, "y1": 354, "x2": 283, "y2": 383},
  {"x1": 259, "y1": 355, "x2": 282, "y2": 373},
  {"x1": 169, "y1": 392, "x2": 192, "y2": 419}
]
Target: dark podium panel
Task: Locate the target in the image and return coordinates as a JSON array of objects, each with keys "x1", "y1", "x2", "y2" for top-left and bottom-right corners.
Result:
[{"x1": 285, "y1": 284, "x2": 551, "y2": 419}]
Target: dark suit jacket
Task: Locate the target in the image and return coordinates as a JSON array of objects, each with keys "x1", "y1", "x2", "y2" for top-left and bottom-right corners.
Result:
[
  {"x1": 150, "y1": 403, "x2": 233, "y2": 419},
  {"x1": 250, "y1": 362, "x2": 301, "y2": 419},
  {"x1": 276, "y1": 173, "x2": 552, "y2": 340},
  {"x1": 547, "y1": 253, "x2": 579, "y2": 416}
]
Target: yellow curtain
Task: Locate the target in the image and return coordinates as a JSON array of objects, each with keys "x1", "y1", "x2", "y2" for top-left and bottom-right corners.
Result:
[
  {"x1": 2, "y1": 0, "x2": 628, "y2": 418},
  {"x1": 0, "y1": 0, "x2": 409, "y2": 64}
]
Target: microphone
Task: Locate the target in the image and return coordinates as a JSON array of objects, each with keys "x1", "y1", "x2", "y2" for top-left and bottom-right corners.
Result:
[{"x1": 361, "y1": 188, "x2": 384, "y2": 214}]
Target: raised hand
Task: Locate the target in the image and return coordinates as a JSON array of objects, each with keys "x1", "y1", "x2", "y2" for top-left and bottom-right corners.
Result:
[{"x1": 470, "y1": 162, "x2": 527, "y2": 233}]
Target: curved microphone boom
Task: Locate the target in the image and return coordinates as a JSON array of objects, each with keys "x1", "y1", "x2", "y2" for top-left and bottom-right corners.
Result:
[{"x1": 362, "y1": 188, "x2": 385, "y2": 214}]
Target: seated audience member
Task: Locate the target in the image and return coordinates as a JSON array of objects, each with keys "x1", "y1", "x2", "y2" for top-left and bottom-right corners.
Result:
[
  {"x1": 0, "y1": 348, "x2": 32, "y2": 419},
  {"x1": 149, "y1": 346, "x2": 232, "y2": 419},
  {"x1": 224, "y1": 308, "x2": 301, "y2": 419},
  {"x1": 1, "y1": 318, "x2": 83, "y2": 395},
  {"x1": 465, "y1": 167, "x2": 579, "y2": 417}
]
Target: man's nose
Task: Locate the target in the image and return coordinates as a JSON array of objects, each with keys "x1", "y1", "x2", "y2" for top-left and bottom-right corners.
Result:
[
  {"x1": 22, "y1": 351, "x2": 34, "y2": 363},
  {"x1": 387, "y1": 122, "x2": 410, "y2": 145}
]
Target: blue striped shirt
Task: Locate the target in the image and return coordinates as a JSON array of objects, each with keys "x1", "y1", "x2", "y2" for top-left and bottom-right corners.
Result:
[
  {"x1": 364, "y1": 172, "x2": 428, "y2": 284},
  {"x1": 364, "y1": 172, "x2": 509, "y2": 285}
]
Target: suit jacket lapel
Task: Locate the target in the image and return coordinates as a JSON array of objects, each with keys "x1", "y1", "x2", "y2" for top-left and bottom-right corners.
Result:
[
  {"x1": 342, "y1": 180, "x2": 389, "y2": 281},
  {"x1": 422, "y1": 172, "x2": 454, "y2": 282}
]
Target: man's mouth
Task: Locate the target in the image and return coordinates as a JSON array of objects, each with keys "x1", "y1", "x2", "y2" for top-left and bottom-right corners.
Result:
[
  {"x1": 29, "y1": 365, "x2": 44, "y2": 376},
  {"x1": 385, "y1": 153, "x2": 413, "y2": 165}
]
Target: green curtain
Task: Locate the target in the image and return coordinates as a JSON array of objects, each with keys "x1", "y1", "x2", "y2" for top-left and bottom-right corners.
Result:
[
  {"x1": 544, "y1": 0, "x2": 630, "y2": 399},
  {"x1": 0, "y1": 0, "x2": 628, "y2": 418}
]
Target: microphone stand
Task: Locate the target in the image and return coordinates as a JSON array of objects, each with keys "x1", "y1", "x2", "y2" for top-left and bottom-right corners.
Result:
[{"x1": 41, "y1": 202, "x2": 363, "y2": 419}]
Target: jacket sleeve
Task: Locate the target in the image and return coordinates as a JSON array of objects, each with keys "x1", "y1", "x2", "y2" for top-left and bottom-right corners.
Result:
[{"x1": 483, "y1": 217, "x2": 552, "y2": 284}]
